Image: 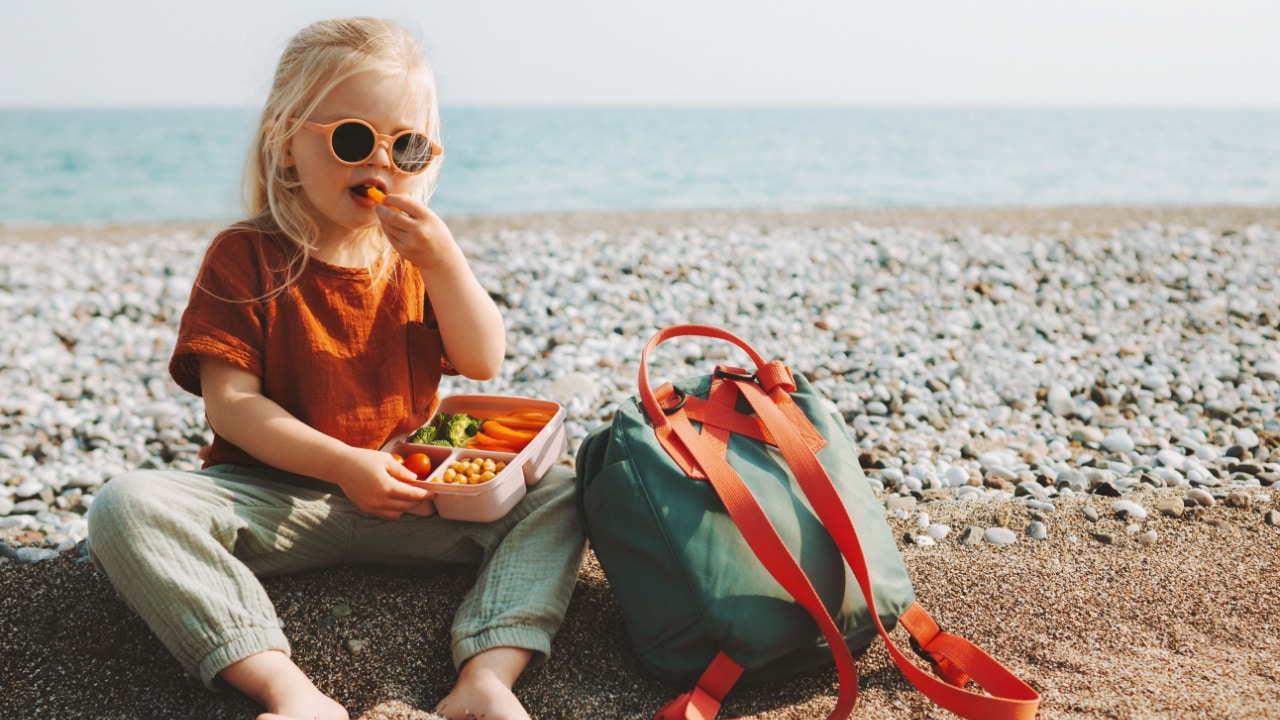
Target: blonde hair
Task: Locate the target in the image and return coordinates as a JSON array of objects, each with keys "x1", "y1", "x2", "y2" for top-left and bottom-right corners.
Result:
[{"x1": 237, "y1": 17, "x2": 442, "y2": 288}]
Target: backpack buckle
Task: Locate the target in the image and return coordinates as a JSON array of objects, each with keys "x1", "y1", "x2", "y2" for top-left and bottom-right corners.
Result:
[
  {"x1": 659, "y1": 387, "x2": 688, "y2": 415},
  {"x1": 713, "y1": 366, "x2": 757, "y2": 383}
]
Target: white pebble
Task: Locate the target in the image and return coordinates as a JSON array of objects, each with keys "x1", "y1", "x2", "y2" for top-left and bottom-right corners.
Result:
[
  {"x1": 15, "y1": 480, "x2": 44, "y2": 498},
  {"x1": 942, "y1": 465, "x2": 970, "y2": 487},
  {"x1": 1112, "y1": 500, "x2": 1148, "y2": 520},
  {"x1": 1155, "y1": 449, "x2": 1186, "y2": 469},
  {"x1": 1047, "y1": 384, "x2": 1076, "y2": 417},
  {"x1": 1102, "y1": 431, "x2": 1135, "y2": 454},
  {"x1": 1234, "y1": 428, "x2": 1260, "y2": 449}
]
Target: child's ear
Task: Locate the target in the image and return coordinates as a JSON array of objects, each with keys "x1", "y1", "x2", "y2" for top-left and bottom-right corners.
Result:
[{"x1": 266, "y1": 121, "x2": 296, "y2": 168}]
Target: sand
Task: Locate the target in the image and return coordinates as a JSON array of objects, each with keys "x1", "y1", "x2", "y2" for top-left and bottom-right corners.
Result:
[
  {"x1": 3, "y1": 491, "x2": 1277, "y2": 720},
  {"x1": 3, "y1": 205, "x2": 1280, "y2": 719}
]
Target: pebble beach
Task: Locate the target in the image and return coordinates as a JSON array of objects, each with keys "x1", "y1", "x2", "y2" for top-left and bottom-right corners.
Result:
[{"x1": 3, "y1": 205, "x2": 1280, "y2": 719}]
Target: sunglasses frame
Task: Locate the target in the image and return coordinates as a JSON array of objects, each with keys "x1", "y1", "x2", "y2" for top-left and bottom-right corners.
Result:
[{"x1": 291, "y1": 117, "x2": 442, "y2": 175}]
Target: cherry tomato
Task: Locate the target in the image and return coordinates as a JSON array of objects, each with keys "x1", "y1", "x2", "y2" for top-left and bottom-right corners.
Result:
[
  {"x1": 403, "y1": 452, "x2": 433, "y2": 479},
  {"x1": 390, "y1": 453, "x2": 405, "y2": 463}
]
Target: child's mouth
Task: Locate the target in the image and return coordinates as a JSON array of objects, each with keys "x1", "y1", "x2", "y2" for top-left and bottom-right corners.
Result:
[
  {"x1": 351, "y1": 184, "x2": 383, "y2": 202},
  {"x1": 351, "y1": 184, "x2": 403, "y2": 213}
]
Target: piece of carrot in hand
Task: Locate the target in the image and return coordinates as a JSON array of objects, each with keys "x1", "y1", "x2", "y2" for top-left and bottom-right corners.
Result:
[{"x1": 360, "y1": 186, "x2": 404, "y2": 213}]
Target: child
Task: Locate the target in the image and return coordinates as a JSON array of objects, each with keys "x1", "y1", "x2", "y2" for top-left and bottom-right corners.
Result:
[{"x1": 86, "y1": 17, "x2": 585, "y2": 720}]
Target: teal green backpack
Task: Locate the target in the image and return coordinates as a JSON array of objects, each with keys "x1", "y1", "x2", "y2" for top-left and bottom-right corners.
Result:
[{"x1": 575, "y1": 325, "x2": 1040, "y2": 720}]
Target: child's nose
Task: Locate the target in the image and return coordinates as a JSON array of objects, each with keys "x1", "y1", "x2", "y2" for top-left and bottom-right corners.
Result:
[{"x1": 368, "y1": 139, "x2": 394, "y2": 168}]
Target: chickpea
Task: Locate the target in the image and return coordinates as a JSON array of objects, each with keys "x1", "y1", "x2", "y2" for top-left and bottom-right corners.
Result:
[{"x1": 441, "y1": 457, "x2": 510, "y2": 484}]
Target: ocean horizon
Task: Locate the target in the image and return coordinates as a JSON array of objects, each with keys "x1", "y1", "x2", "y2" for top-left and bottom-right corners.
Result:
[{"x1": 2, "y1": 106, "x2": 1278, "y2": 226}]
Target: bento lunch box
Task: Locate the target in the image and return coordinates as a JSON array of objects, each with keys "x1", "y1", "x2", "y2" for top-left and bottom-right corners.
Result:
[{"x1": 386, "y1": 394, "x2": 567, "y2": 522}]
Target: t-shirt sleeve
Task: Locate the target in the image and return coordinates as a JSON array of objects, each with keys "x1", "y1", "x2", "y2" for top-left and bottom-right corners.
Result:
[{"x1": 169, "y1": 232, "x2": 269, "y2": 396}]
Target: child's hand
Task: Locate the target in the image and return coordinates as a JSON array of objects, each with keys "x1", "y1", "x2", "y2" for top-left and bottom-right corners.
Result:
[
  {"x1": 373, "y1": 190, "x2": 506, "y2": 380},
  {"x1": 374, "y1": 194, "x2": 459, "y2": 270},
  {"x1": 333, "y1": 447, "x2": 436, "y2": 519}
]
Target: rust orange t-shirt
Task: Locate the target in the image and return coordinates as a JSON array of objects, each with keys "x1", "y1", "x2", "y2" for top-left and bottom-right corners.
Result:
[{"x1": 170, "y1": 226, "x2": 448, "y2": 469}]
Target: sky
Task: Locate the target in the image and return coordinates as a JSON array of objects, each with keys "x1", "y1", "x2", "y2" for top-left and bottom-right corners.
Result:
[{"x1": 2, "y1": 0, "x2": 1278, "y2": 109}]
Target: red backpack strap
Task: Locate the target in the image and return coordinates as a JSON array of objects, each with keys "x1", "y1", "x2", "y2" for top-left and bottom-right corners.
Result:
[
  {"x1": 733, "y1": 378, "x2": 1041, "y2": 720},
  {"x1": 655, "y1": 401, "x2": 862, "y2": 720},
  {"x1": 654, "y1": 652, "x2": 744, "y2": 720}
]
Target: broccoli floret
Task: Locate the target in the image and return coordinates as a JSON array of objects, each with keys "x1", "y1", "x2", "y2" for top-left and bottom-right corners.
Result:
[
  {"x1": 442, "y1": 413, "x2": 484, "y2": 447},
  {"x1": 410, "y1": 412, "x2": 484, "y2": 448},
  {"x1": 409, "y1": 424, "x2": 438, "y2": 444}
]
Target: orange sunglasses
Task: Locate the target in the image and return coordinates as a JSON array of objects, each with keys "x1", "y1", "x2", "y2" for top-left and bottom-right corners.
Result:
[{"x1": 291, "y1": 118, "x2": 442, "y2": 175}]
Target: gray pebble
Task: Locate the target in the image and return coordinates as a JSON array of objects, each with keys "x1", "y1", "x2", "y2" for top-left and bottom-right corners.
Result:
[
  {"x1": 1055, "y1": 470, "x2": 1088, "y2": 493},
  {"x1": 1025, "y1": 521, "x2": 1048, "y2": 540},
  {"x1": 15, "y1": 547, "x2": 60, "y2": 563},
  {"x1": 984, "y1": 527, "x2": 1018, "y2": 545},
  {"x1": 1082, "y1": 506, "x2": 1099, "y2": 522}
]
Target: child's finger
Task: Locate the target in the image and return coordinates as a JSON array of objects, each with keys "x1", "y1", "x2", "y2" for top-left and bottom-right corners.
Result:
[
  {"x1": 398, "y1": 477, "x2": 438, "y2": 493},
  {"x1": 379, "y1": 192, "x2": 426, "y2": 216},
  {"x1": 376, "y1": 204, "x2": 413, "y2": 226},
  {"x1": 387, "y1": 462, "x2": 418, "y2": 483},
  {"x1": 387, "y1": 478, "x2": 435, "y2": 502}
]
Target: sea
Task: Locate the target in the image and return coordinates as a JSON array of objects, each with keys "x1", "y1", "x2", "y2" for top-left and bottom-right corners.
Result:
[{"x1": 1, "y1": 106, "x2": 1278, "y2": 226}]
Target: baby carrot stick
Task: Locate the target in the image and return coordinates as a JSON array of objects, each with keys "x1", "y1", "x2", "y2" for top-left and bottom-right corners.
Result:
[{"x1": 482, "y1": 421, "x2": 538, "y2": 444}]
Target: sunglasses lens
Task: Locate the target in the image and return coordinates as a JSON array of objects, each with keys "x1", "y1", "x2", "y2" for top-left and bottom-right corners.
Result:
[
  {"x1": 392, "y1": 133, "x2": 435, "y2": 173},
  {"x1": 330, "y1": 122, "x2": 376, "y2": 163}
]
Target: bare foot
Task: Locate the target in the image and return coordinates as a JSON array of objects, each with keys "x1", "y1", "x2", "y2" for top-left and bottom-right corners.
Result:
[
  {"x1": 220, "y1": 650, "x2": 349, "y2": 720},
  {"x1": 435, "y1": 647, "x2": 532, "y2": 720},
  {"x1": 256, "y1": 691, "x2": 347, "y2": 720}
]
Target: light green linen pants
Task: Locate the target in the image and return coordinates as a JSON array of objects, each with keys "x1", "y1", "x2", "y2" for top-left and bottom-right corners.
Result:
[{"x1": 86, "y1": 463, "x2": 586, "y2": 688}]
